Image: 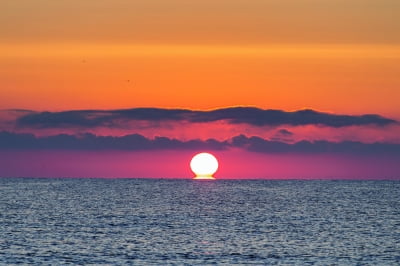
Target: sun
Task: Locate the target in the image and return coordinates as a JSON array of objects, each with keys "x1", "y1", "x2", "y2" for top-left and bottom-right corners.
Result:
[{"x1": 190, "y1": 152, "x2": 219, "y2": 180}]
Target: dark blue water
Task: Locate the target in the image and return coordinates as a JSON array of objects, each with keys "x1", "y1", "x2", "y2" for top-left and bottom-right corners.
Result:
[{"x1": 0, "y1": 178, "x2": 399, "y2": 265}]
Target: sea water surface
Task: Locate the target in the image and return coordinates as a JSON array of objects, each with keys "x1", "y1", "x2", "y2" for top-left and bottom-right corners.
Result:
[{"x1": 0, "y1": 178, "x2": 399, "y2": 265}]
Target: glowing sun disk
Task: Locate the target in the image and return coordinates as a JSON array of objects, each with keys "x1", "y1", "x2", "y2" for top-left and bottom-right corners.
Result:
[{"x1": 190, "y1": 153, "x2": 218, "y2": 180}]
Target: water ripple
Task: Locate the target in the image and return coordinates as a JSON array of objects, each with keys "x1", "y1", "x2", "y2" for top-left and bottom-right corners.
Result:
[{"x1": 0, "y1": 178, "x2": 399, "y2": 265}]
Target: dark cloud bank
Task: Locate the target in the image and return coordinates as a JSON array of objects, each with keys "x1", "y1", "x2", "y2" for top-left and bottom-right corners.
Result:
[
  {"x1": 15, "y1": 107, "x2": 396, "y2": 128},
  {"x1": 1, "y1": 131, "x2": 399, "y2": 155}
]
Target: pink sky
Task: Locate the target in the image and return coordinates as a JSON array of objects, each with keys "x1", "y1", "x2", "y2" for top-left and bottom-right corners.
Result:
[
  {"x1": 1, "y1": 107, "x2": 400, "y2": 179},
  {"x1": 1, "y1": 150, "x2": 399, "y2": 179}
]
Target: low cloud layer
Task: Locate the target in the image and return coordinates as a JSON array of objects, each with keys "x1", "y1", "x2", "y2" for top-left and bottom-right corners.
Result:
[
  {"x1": 0, "y1": 131, "x2": 227, "y2": 151},
  {"x1": 231, "y1": 135, "x2": 400, "y2": 154},
  {"x1": 14, "y1": 107, "x2": 396, "y2": 129},
  {"x1": 1, "y1": 131, "x2": 399, "y2": 155}
]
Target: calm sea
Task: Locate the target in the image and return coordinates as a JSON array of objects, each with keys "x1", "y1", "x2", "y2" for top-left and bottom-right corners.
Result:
[{"x1": 0, "y1": 178, "x2": 399, "y2": 265}]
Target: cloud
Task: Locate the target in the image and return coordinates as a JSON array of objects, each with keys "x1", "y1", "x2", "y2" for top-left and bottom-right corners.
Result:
[
  {"x1": 0, "y1": 131, "x2": 227, "y2": 151},
  {"x1": 276, "y1": 129, "x2": 293, "y2": 136},
  {"x1": 231, "y1": 135, "x2": 400, "y2": 154},
  {"x1": 1, "y1": 131, "x2": 399, "y2": 155},
  {"x1": 14, "y1": 107, "x2": 396, "y2": 129},
  {"x1": 270, "y1": 128, "x2": 294, "y2": 142}
]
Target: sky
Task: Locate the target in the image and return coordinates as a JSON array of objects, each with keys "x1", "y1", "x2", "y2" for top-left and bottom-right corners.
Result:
[{"x1": 1, "y1": 0, "x2": 400, "y2": 178}]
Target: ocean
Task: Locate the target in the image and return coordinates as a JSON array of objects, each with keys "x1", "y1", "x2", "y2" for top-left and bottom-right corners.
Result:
[{"x1": 0, "y1": 178, "x2": 399, "y2": 265}]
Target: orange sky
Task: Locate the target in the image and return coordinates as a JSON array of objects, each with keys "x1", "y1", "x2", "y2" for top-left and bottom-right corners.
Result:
[{"x1": 1, "y1": 0, "x2": 400, "y2": 117}]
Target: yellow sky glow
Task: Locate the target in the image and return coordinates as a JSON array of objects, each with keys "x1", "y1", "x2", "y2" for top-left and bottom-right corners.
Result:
[{"x1": 1, "y1": 44, "x2": 400, "y2": 59}]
